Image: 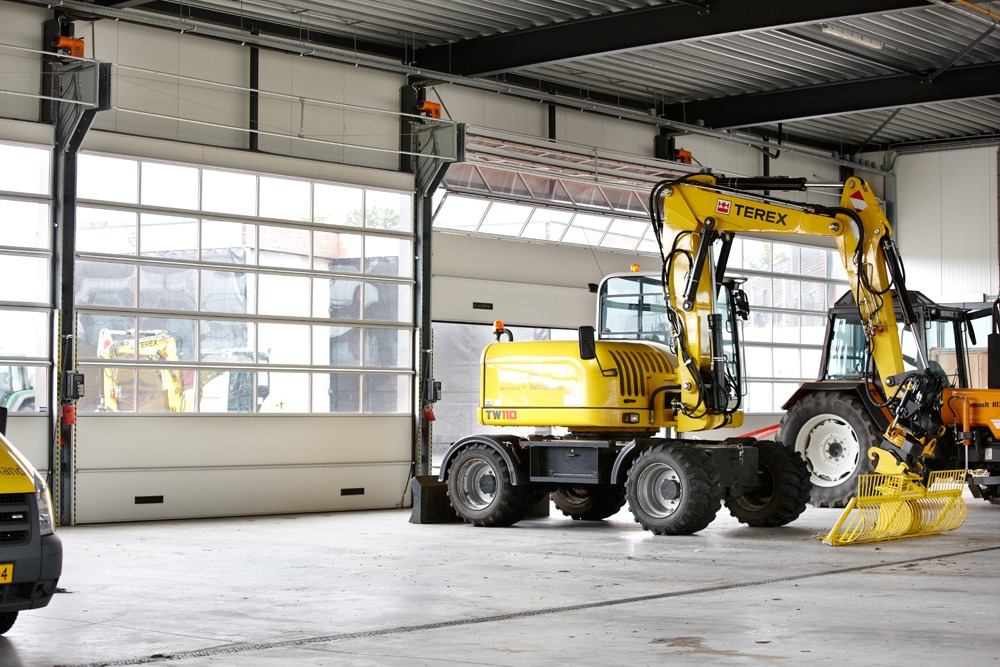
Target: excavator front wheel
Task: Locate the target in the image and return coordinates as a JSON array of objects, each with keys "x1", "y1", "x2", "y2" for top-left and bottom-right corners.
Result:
[
  {"x1": 552, "y1": 485, "x2": 627, "y2": 521},
  {"x1": 625, "y1": 444, "x2": 722, "y2": 535},
  {"x1": 445, "y1": 444, "x2": 531, "y2": 527},
  {"x1": 778, "y1": 393, "x2": 880, "y2": 508},
  {"x1": 724, "y1": 440, "x2": 811, "y2": 527}
]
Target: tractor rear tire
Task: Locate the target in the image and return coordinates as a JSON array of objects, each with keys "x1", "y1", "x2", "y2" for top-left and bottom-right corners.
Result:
[
  {"x1": 625, "y1": 444, "x2": 722, "y2": 535},
  {"x1": 446, "y1": 444, "x2": 531, "y2": 527},
  {"x1": 725, "y1": 440, "x2": 811, "y2": 527},
  {"x1": 552, "y1": 485, "x2": 627, "y2": 521},
  {"x1": 778, "y1": 392, "x2": 880, "y2": 508}
]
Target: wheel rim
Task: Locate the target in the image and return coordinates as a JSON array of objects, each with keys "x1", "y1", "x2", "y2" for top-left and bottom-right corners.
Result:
[
  {"x1": 636, "y1": 462, "x2": 682, "y2": 518},
  {"x1": 795, "y1": 414, "x2": 861, "y2": 487},
  {"x1": 455, "y1": 458, "x2": 497, "y2": 511}
]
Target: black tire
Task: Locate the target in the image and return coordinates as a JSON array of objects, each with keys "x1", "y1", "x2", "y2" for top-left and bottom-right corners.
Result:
[
  {"x1": 625, "y1": 444, "x2": 722, "y2": 535},
  {"x1": 0, "y1": 611, "x2": 17, "y2": 635},
  {"x1": 552, "y1": 485, "x2": 627, "y2": 521},
  {"x1": 725, "y1": 440, "x2": 811, "y2": 527},
  {"x1": 445, "y1": 444, "x2": 531, "y2": 527},
  {"x1": 777, "y1": 392, "x2": 880, "y2": 508}
]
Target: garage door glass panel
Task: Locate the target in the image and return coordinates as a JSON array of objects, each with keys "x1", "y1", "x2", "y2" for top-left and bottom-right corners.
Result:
[
  {"x1": 0, "y1": 200, "x2": 49, "y2": 250},
  {"x1": 314, "y1": 231, "x2": 362, "y2": 273},
  {"x1": 201, "y1": 169, "x2": 257, "y2": 216},
  {"x1": 78, "y1": 155, "x2": 138, "y2": 204},
  {"x1": 140, "y1": 162, "x2": 199, "y2": 210},
  {"x1": 0, "y1": 310, "x2": 49, "y2": 357},
  {"x1": 202, "y1": 220, "x2": 255, "y2": 263},
  {"x1": 257, "y1": 274, "x2": 310, "y2": 317},
  {"x1": 201, "y1": 270, "x2": 255, "y2": 315},
  {"x1": 139, "y1": 266, "x2": 198, "y2": 311},
  {"x1": 365, "y1": 190, "x2": 413, "y2": 232},
  {"x1": 77, "y1": 208, "x2": 137, "y2": 255},
  {"x1": 75, "y1": 261, "x2": 137, "y2": 308},
  {"x1": 0, "y1": 256, "x2": 48, "y2": 303},
  {"x1": 363, "y1": 373, "x2": 409, "y2": 413},
  {"x1": 259, "y1": 225, "x2": 310, "y2": 269},
  {"x1": 257, "y1": 322, "x2": 310, "y2": 365},
  {"x1": 0, "y1": 145, "x2": 49, "y2": 195},
  {"x1": 314, "y1": 184, "x2": 363, "y2": 227},
  {"x1": 259, "y1": 176, "x2": 311, "y2": 222},
  {"x1": 140, "y1": 214, "x2": 198, "y2": 260},
  {"x1": 314, "y1": 372, "x2": 360, "y2": 413}
]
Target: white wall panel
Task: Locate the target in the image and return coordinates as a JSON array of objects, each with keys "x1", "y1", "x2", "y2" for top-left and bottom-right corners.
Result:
[
  {"x1": 556, "y1": 108, "x2": 655, "y2": 156},
  {"x1": 76, "y1": 464, "x2": 411, "y2": 523},
  {"x1": 0, "y1": 3, "x2": 47, "y2": 122},
  {"x1": 74, "y1": 415, "x2": 412, "y2": 523},
  {"x1": 432, "y1": 232, "x2": 649, "y2": 327},
  {"x1": 896, "y1": 147, "x2": 998, "y2": 301},
  {"x1": 3, "y1": 415, "x2": 50, "y2": 479},
  {"x1": 428, "y1": 85, "x2": 546, "y2": 137},
  {"x1": 258, "y1": 52, "x2": 402, "y2": 170}
]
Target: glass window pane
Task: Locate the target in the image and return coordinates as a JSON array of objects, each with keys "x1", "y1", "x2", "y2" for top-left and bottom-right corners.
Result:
[
  {"x1": 77, "y1": 313, "x2": 136, "y2": 360},
  {"x1": 601, "y1": 218, "x2": 647, "y2": 250},
  {"x1": 772, "y1": 347, "x2": 801, "y2": 378},
  {"x1": 136, "y1": 367, "x2": 194, "y2": 413},
  {"x1": 258, "y1": 274, "x2": 310, "y2": 317},
  {"x1": 259, "y1": 225, "x2": 310, "y2": 269},
  {"x1": 202, "y1": 169, "x2": 256, "y2": 216},
  {"x1": 365, "y1": 190, "x2": 412, "y2": 232},
  {"x1": 363, "y1": 282, "x2": 412, "y2": 323},
  {"x1": 363, "y1": 373, "x2": 409, "y2": 413},
  {"x1": 75, "y1": 261, "x2": 136, "y2": 308},
  {"x1": 772, "y1": 243, "x2": 795, "y2": 273},
  {"x1": 800, "y1": 280, "x2": 827, "y2": 312},
  {"x1": 139, "y1": 266, "x2": 198, "y2": 311},
  {"x1": 521, "y1": 208, "x2": 572, "y2": 241},
  {"x1": 140, "y1": 214, "x2": 198, "y2": 260},
  {"x1": 478, "y1": 202, "x2": 531, "y2": 237},
  {"x1": 561, "y1": 213, "x2": 611, "y2": 246},
  {"x1": 199, "y1": 368, "x2": 258, "y2": 414},
  {"x1": 744, "y1": 311, "x2": 771, "y2": 343},
  {"x1": 773, "y1": 313, "x2": 800, "y2": 344},
  {"x1": 314, "y1": 183, "x2": 363, "y2": 227},
  {"x1": 802, "y1": 348, "x2": 822, "y2": 379},
  {"x1": 743, "y1": 275, "x2": 772, "y2": 308},
  {"x1": 0, "y1": 309, "x2": 49, "y2": 357},
  {"x1": 432, "y1": 195, "x2": 488, "y2": 232},
  {"x1": 136, "y1": 317, "x2": 197, "y2": 362},
  {"x1": 201, "y1": 270, "x2": 255, "y2": 314},
  {"x1": 0, "y1": 256, "x2": 48, "y2": 303},
  {"x1": 0, "y1": 145, "x2": 49, "y2": 195},
  {"x1": 743, "y1": 346, "x2": 772, "y2": 378},
  {"x1": 0, "y1": 200, "x2": 49, "y2": 249},
  {"x1": 314, "y1": 372, "x2": 360, "y2": 413},
  {"x1": 773, "y1": 382, "x2": 797, "y2": 412},
  {"x1": 77, "y1": 207, "x2": 137, "y2": 255},
  {"x1": 258, "y1": 322, "x2": 310, "y2": 365},
  {"x1": 745, "y1": 381, "x2": 773, "y2": 413},
  {"x1": 78, "y1": 155, "x2": 138, "y2": 203},
  {"x1": 93, "y1": 367, "x2": 136, "y2": 412},
  {"x1": 742, "y1": 239, "x2": 771, "y2": 271},
  {"x1": 772, "y1": 278, "x2": 800, "y2": 309},
  {"x1": 314, "y1": 325, "x2": 361, "y2": 367},
  {"x1": 365, "y1": 236, "x2": 412, "y2": 277},
  {"x1": 0, "y1": 364, "x2": 48, "y2": 413},
  {"x1": 799, "y1": 245, "x2": 829, "y2": 278},
  {"x1": 362, "y1": 328, "x2": 411, "y2": 368},
  {"x1": 520, "y1": 173, "x2": 573, "y2": 206},
  {"x1": 259, "y1": 176, "x2": 311, "y2": 221},
  {"x1": 202, "y1": 220, "x2": 255, "y2": 264},
  {"x1": 200, "y1": 320, "x2": 254, "y2": 355},
  {"x1": 141, "y1": 162, "x2": 199, "y2": 210},
  {"x1": 478, "y1": 166, "x2": 531, "y2": 199},
  {"x1": 564, "y1": 182, "x2": 609, "y2": 208},
  {"x1": 314, "y1": 230, "x2": 362, "y2": 273},
  {"x1": 259, "y1": 372, "x2": 308, "y2": 412},
  {"x1": 316, "y1": 278, "x2": 363, "y2": 320}
]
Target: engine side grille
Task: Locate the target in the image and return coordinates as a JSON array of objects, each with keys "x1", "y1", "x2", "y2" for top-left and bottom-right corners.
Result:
[
  {"x1": 0, "y1": 493, "x2": 31, "y2": 545},
  {"x1": 609, "y1": 348, "x2": 672, "y2": 399}
]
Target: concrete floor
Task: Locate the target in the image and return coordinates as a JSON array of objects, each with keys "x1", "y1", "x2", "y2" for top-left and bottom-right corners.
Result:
[{"x1": 3, "y1": 494, "x2": 999, "y2": 667}]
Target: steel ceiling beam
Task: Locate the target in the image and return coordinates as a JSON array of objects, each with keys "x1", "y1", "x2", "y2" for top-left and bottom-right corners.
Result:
[
  {"x1": 658, "y1": 61, "x2": 1000, "y2": 130},
  {"x1": 412, "y1": 0, "x2": 929, "y2": 76}
]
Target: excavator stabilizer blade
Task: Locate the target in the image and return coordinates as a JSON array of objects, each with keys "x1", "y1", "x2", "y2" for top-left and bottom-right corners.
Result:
[{"x1": 822, "y1": 470, "x2": 966, "y2": 546}]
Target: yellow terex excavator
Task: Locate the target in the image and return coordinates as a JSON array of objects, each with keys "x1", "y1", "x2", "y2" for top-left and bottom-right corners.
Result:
[{"x1": 439, "y1": 174, "x2": 983, "y2": 544}]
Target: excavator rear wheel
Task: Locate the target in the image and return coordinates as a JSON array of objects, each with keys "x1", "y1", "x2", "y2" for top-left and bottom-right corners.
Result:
[
  {"x1": 552, "y1": 485, "x2": 627, "y2": 521},
  {"x1": 724, "y1": 440, "x2": 811, "y2": 527},
  {"x1": 778, "y1": 392, "x2": 880, "y2": 508},
  {"x1": 446, "y1": 444, "x2": 531, "y2": 527},
  {"x1": 625, "y1": 444, "x2": 722, "y2": 535}
]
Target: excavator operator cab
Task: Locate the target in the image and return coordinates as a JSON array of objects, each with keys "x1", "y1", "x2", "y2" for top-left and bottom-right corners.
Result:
[{"x1": 597, "y1": 271, "x2": 748, "y2": 414}]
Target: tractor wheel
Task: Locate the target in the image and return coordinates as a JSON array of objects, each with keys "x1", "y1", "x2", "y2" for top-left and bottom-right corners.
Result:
[
  {"x1": 725, "y1": 440, "x2": 811, "y2": 527},
  {"x1": 778, "y1": 392, "x2": 880, "y2": 508},
  {"x1": 625, "y1": 444, "x2": 722, "y2": 535},
  {"x1": 446, "y1": 444, "x2": 531, "y2": 527},
  {"x1": 552, "y1": 485, "x2": 627, "y2": 521}
]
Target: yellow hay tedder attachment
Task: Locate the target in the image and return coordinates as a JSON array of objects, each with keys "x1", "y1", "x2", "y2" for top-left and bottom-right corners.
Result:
[{"x1": 823, "y1": 470, "x2": 967, "y2": 546}]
